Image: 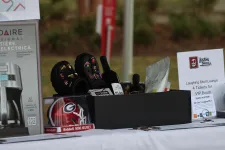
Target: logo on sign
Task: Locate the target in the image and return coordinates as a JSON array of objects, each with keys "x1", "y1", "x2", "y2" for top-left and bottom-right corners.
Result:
[
  {"x1": 189, "y1": 56, "x2": 212, "y2": 69},
  {"x1": 0, "y1": 29, "x2": 23, "y2": 36},
  {"x1": 189, "y1": 57, "x2": 198, "y2": 69},
  {"x1": 63, "y1": 103, "x2": 76, "y2": 113},
  {"x1": 199, "y1": 57, "x2": 212, "y2": 66},
  {"x1": 0, "y1": 28, "x2": 23, "y2": 42}
]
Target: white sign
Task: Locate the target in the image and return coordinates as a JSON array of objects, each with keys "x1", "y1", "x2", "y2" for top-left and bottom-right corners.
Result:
[
  {"x1": 88, "y1": 88, "x2": 113, "y2": 96},
  {"x1": 191, "y1": 94, "x2": 217, "y2": 120},
  {"x1": 111, "y1": 83, "x2": 124, "y2": 95},
  {"x1": 177, "y1": 49, "x2": 225, "y2": 120},
  {"x1": 0, "y1": 0, "x2": 40, "y2": 21}
]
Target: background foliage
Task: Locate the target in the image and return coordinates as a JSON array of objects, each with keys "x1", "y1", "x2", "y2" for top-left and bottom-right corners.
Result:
[
  {"x1": 39, "y1": 0, "x2": 225, "y2": 55},
  {"x1": 40, "y1": 0, "x2": 225, "y2": 97}
]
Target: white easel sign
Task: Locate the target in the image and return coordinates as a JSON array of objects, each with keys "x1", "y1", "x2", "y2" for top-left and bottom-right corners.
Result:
[{"x1": 177, "y1": 49, "x2": 225, "y2": 120}]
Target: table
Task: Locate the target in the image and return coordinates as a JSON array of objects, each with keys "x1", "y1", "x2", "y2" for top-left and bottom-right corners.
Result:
[{"x1": 1, "y1": 125, "x2": 225, "y2": 150}]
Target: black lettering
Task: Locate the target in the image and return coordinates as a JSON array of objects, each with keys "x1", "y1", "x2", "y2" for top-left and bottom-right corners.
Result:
[
  {"x1": 13, "y1": 29, "x2": 17, "y2": 35},
  {"x1": 18, "y1": 29, "x2": 22, "y2": 35},
  {"x1": 0, "y1": 29, "x2": 22, "y2": 36}
]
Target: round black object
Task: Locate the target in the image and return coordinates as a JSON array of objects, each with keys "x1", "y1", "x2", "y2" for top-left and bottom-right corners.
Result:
[
  {"x1": 75, "y1": 53, "x2": 107, "y2": 89},
  {"x1": 51, "y1": 61, "x2": 89, "y2": 96}
]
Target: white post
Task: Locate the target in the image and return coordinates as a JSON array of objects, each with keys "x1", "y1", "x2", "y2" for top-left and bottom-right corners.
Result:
[
  {"x1": 106, "y1": 25, "x2": 112, "y2": 65},
  {"x1": 122, "y1": 0, "x2": 134, "y2": 82}
]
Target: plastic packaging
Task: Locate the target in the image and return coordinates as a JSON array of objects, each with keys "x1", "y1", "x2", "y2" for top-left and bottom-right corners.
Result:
[{"x1": 145, "y1": 57, "x2": 170, "y2": 93}]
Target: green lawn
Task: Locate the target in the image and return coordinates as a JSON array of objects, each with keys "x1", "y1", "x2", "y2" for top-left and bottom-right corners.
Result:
[{"x1": 41, "y1": 56, "x2": 179, "y2": 98}]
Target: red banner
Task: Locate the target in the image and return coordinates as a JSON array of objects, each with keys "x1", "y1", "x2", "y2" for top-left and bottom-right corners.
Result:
[
  {"x1": 44, "y1": 124, "x2": 95, "y2": 133},
  {"x1": 101, "y1": 0, "x2": 116, "y2": 57}
]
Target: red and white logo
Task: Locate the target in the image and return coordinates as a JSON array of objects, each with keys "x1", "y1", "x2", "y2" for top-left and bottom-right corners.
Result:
[
  {"x1": 189, "y1": 56, "x2": 198, "y2": 69},
  {"x1": 48, "y1": 98, "x2": 87, "y2": 127}
]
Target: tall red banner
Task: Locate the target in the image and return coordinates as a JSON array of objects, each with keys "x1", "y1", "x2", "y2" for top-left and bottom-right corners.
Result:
[{"x1": 101, "y1": 0, "x2": 116, "y2": 56}]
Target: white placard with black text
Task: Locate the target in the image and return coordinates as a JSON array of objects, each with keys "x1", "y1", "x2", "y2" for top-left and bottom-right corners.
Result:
[{"x1": 177, "y1": 49, "x2": 225, "y2": 120}]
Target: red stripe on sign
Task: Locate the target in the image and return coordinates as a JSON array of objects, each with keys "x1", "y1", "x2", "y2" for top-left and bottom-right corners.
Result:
[
  {"x1": 2, "y1": 0, "x2": 11, "y2": 3},
  {"x1": 14, "y1": 3, "x2": 25, "y2": 11}
]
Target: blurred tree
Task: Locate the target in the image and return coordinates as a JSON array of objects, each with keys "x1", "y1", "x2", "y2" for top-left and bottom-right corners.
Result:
[
  {"x1": 189, "y1": 0, "x2": 218, "y2": 13},
  {"x1": 77, "y1": 0, "x2": 102, "y2": 17},
  {"x1": 40, "y1": 0, "x2": 68, "y2": 21},
  {"x1": 135, "y1": 0, "x2": 160, "y2": 12},
  {"x1": 90, "y1": 0, "x2": 102, "y2": 13},
  {"x1": 78, "y1": 0, "x2": 89, "y2": 17},
  {"x1": 147, "y1": 0, "x2": 160, "y2": 12}
]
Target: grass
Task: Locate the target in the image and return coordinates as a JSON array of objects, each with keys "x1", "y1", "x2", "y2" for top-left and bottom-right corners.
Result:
[{"x1": 41, "y1": 56, "x2": 179, "y2": 98}]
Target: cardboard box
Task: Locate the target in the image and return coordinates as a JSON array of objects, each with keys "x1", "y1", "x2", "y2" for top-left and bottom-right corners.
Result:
[{"x1": 0, "y1": 21, "x2": 43, "y2": 138}]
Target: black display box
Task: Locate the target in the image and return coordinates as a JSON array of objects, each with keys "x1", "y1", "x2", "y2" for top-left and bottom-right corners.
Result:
[{"x1": 87, "y1": 90, "x2": 191, "y2": 129}]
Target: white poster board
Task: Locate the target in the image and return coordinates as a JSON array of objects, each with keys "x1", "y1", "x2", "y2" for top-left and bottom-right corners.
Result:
[
  {"x1": 177, "y1": 49, "x2": 225, "y2": 120},
  {"x1": 0, "y1": 0, "x2": 40, "y2": 21}
]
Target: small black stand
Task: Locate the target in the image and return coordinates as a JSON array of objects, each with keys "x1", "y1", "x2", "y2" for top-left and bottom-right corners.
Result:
[
  {"x1": 87, "y1": 90, "x2": 192, "y2": 129},
  {"x1": 217, "y1": 111, "x2": 225, "y2": 118},
  {"x1": 0, "y1": 127, "x2": 29, "y2": 138}
]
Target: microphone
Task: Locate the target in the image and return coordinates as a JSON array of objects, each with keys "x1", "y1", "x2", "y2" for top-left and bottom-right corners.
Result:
[
  {"x1": 100, "y1": 56, "x2": 120, "y2": 83},
  {"x1": 100, "y1": 56, "x2": 124, "y2": 95},
  {"x1": 129, "y1": 74, "x2": 145, "y2": 94}
]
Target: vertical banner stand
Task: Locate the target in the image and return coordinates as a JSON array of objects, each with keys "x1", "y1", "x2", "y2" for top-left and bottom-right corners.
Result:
[{"x1": 99, "y1": 0, "x2": 116, "y2": 66}]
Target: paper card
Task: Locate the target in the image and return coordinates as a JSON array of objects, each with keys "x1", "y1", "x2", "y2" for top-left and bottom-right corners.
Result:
[
  {"x1": 191, "y1": 94, "x2": 217, "y2": 120},
  {"x1": 111, "y1": 83, "x2": 124, "y2": 95}
]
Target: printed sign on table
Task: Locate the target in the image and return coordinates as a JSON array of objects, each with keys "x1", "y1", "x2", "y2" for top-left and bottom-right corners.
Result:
[
  {"x1": 0, "y1": 0, "x2": 40, "y2": 21},
  {"x1": 177, "y1": 49, "x2": 225, "y2": 120},
  {"x1": 0, "y1": 21, "x2": 43, "y2": 137}
]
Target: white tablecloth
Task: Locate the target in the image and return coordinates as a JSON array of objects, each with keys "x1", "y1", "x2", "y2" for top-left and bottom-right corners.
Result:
[{"x1": 1, "y1": 125, "x2": 225, "y2": 150}]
